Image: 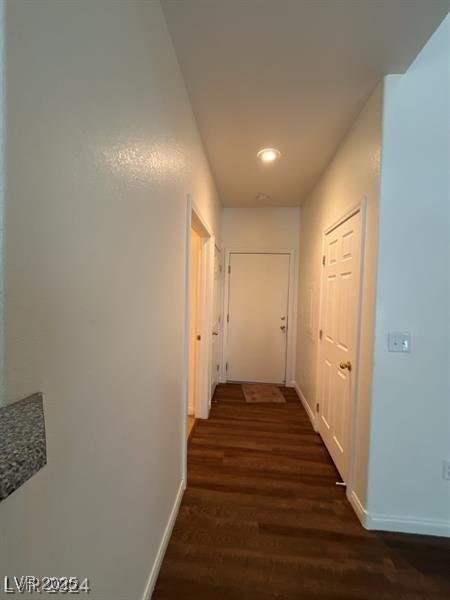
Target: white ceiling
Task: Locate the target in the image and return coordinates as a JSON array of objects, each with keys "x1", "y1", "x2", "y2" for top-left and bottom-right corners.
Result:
[{"x1": 162, "y1": 0, "x2": 449, "y2": 207}]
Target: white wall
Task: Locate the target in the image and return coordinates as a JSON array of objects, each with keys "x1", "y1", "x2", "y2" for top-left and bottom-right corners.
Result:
[
  {"x1": 295, "y1": 84, "x2": 383, "y2": 509},
  {"x1": 0, "y1": 1, "x2": 220, "y2": 597},
  {"x1": 368, "y1": 16, "x2": 450, "y2": 536},
  {"x1": 221, "y1": 207, "x2": 300, "y2": 250},
  {"x1": 0, "y1": 0, "x2": 4, "y2": 405}
]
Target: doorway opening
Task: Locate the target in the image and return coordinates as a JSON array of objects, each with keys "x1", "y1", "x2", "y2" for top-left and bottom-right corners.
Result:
[
  {"x1": 183, "y1": 200, "x2": 215, "y2": 480},
  {"x1": 210, "y1": 245, "x2": 223, "y2": 396},
  {"x1": 188, "y1": 225, "x2": 202, "y2": 432}
]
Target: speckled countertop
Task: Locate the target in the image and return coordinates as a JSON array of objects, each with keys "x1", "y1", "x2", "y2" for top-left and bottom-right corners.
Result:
[{"x1": 0, "y1": 393, "x2": 46, "y2": 501}]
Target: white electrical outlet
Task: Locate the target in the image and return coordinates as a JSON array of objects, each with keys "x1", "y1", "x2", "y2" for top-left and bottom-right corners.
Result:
[
  {"x1": 443, "y1": 460, "x2": 450, "y2": 481},
  {"x1": 388, "y1": 331, "x2": 411, "y2": 353}
]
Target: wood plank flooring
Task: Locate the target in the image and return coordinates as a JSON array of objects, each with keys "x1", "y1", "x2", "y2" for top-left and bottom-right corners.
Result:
[
  {"x1": 154, "y1": 383, "x2": 450, "y2": 599},
  {"x1": 187, "y1": 415, "x2": 195, "y2": 438}
]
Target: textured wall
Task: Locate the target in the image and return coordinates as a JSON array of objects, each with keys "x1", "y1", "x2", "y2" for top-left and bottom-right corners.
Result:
[
  {"x1": 0, "y1": 0, "x2": 4, "y2": 406},
  {"x1": 0, "y1": 1, "x2": 220, "y2": 597}
]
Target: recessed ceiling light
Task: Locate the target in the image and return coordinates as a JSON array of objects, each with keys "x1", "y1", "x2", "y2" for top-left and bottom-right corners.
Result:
[{"x1": 257, "y1": 147, "x2": 281, "y2": 163}]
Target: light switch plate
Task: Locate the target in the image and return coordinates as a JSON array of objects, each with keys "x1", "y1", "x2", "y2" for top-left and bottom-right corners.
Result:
[
  {"x1": 388, "y1": 331, "x2": 411, "y2": 353},
  {"x1": 443, "y1": 460, "x2": 450, "y2": 481}
]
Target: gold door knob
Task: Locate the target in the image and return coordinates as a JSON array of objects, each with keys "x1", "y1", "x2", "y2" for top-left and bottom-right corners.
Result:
[
  {"x1": 280, "y1": 325, "x2": 286, "y2": 331},
  {"x1": 339, "y1": 361, "x2": 352, "y2": 372},
  {"x1": 212, "y1": 331, "x2": 219, "y2": 336}
]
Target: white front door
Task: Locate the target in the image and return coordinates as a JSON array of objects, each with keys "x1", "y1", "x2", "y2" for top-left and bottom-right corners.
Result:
[
  {"x1": 211, "y1": 245, "x2": 222, "y2": 395},
  {"x1": 226, "y1": 253, "x2": 290, "y2": 384},
  {"x1": 318, "y1": 211, "x2": 361, "y2": 482}
]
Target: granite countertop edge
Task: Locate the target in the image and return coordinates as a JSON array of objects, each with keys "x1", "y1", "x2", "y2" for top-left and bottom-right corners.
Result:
[{"x1": 0, "y1": 393, "x2": 47, "y2": 502}]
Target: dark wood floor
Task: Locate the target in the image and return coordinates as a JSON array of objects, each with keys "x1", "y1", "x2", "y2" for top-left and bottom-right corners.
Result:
[{"x1": 154, "y1": 383, "x2": 450, "y2": 599}]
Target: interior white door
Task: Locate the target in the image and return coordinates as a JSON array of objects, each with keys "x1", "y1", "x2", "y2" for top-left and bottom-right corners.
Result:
[
  {"x1": 211, "y1": 245, "x2": 222, "y2": 395},
  {"x1": 227, "y1": 253, "x2": 290, "y2": 384},
  {"x1": 318, "y1": 211, "x2": 361, "y2": 482}
]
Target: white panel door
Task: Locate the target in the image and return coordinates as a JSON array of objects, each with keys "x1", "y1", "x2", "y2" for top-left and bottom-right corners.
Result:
[
  {"x1": 211, "y1": 245, "x2": 222, "y2": 395},
  {"x1": 318, "y1": 211, "x2": 361, "y2": 482},
  {"x1": 227, "y1": 253, "x2": 290, "y2": 384}
]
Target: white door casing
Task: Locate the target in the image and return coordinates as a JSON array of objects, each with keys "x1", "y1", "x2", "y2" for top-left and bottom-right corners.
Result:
[
  {"x1": 226, "y1": 252, "x2": 290, "y2": 384},
  {"x1": 318, "y1": 210, "x2": 362, "y2": 482}
]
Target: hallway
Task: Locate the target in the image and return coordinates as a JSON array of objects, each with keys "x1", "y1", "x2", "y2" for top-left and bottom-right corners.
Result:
[
  {"x1": 0, "y1": 3, "x2": 449, "y2": 597},
  {"x1": 154, "y1": 384, "x2": 450, "y2": 599}
]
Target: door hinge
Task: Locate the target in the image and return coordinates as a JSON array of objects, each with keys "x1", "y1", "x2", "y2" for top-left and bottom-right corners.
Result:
[
  {"x1": 226, "y1": 362, "x2": 228, "y2": 371},
  {"x1": 322, "y1": 255, "x2": 326, "y2": 266},
  {"x1": 319, "y1": 329, "x2": 323, "y2": 340},
  {"x1": 216, "y1": 364, "x2": 219, "y2": 372},
  {"x1": 228, "y1": 265, "x2": 231, "y2": 274},
  {"x1": 227, "y1": 313, "x2": 229, "y2": 323},
  {"x1": 316, "y1": 403, "x2": 319, "y2": 413}
]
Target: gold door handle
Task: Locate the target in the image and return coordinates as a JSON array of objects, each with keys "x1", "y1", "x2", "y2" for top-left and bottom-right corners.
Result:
[
  {"x1": 280, "y1": 325, "x2": 286, "y2": 331},
  {"x1": 339, "y1": 361, "x2": 352, "y2": 372},
  {"x1": 212, "y1": 331, "x2": 219, "y2": 336}
]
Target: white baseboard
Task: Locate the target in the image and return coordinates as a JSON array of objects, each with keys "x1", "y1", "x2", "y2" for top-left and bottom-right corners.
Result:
[
  {"x1": 291, "y1": 381, "x2": 316, "y2": 430},
  {"x1": 367, "y1": 511, "x2": 450, "y2": 538},
  {"x1": 347, "y1": 489, "x2": 369, "y2": 528},
  {"x1": 142, "y1": 479, "x2": 186, "y2": 600},
  {"x1": 347, "y1": 488, "x2": 450, "y2": 538}
]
